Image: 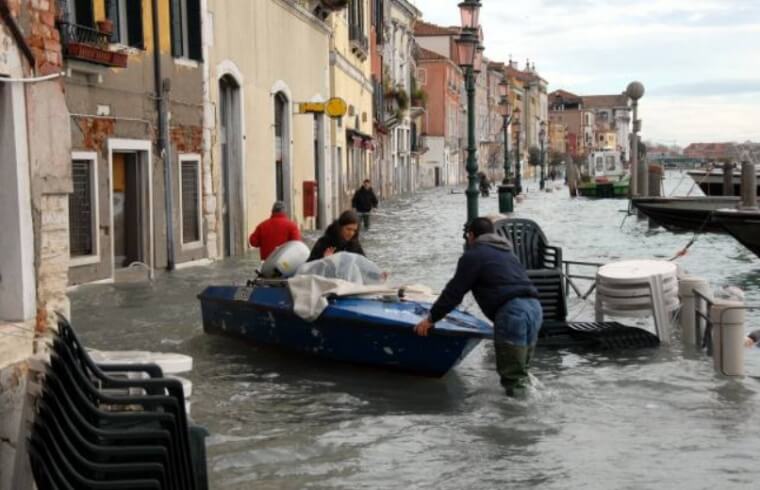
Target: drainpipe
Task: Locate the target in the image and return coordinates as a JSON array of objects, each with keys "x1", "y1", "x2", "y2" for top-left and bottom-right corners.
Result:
[
  {"x1": 152, "y1": 0, "x2": 175, "y2": 270},
  {"x1": 0, "y1": 0, "x2": 36, "y2": 70}
]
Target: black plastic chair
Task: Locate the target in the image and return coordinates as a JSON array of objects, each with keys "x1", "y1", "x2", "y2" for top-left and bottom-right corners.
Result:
[
  {"x1": 493, "y1": 218, "x2": 563, "y2": 270},
  {"x1": 48, "y1": 348, "x2": 191, "y2": 489},
  {"x1": 26, "y1": 317, "x2": 209, "y2": 490},
  {"x1": 493, "y1": 218, "x2": 660, "y2": 350},
  {"x1": 33, "y1": 416, "x2": 168, "y2": 488},
  {"x1": 55, "y1": 319, "x2": 209, "y2": 490},
  {"x1": 28, "y1": 431, "x2": 162, "y2": 490},
  {"x1": 41, "y1": 368, "x2": 181, "y2": 488}
]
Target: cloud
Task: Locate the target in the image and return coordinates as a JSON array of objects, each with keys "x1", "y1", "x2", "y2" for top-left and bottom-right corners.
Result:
[
  {"x1": 650, "y1": 80, "x2": 760, "y2": 96},
  {"x1": 409, "y1": 0, "x2": 759, "y2": 144}
]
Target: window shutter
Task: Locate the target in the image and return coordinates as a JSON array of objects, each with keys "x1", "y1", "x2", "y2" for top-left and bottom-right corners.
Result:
[
  {"x1": 187, "y1": 0, "x2": 202, "y2": 61},
  {"x1": 69, "y1": 160, "x2": 94, "y2": 257},
  {"x1": 105, "y1": 0, "x2": 119, "y2": 43},
  {"x1": 170, "y1": 0, "x2": 183, "y2": 57},
  {"x1": 127, "y1": 0, "x2": 144, "y2": 49},
  {"x1": 181, "y1": 162, "x2": 200, "y2": 243}
]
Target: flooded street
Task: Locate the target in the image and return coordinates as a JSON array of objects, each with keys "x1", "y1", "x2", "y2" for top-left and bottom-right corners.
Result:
[{"x1": 70, "y1": 173, "x2": 760, "y2": 489}]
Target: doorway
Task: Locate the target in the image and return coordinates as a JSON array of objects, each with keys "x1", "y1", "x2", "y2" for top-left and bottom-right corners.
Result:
[
  {"x1": 219, "y1": 75, "x2": 244, "y2": 257},
  {"x1": 111, "y1": 151, "x2": 149, "y2": 269}
]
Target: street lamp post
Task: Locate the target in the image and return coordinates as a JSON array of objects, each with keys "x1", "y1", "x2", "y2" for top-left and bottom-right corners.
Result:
[
  {"x1": 539, "y1": 121, "x2": 546, "y2": 191},
  {"x1": 513, "y1": 107, "x2": 522, "y2": 195},
  {"x1": 455, "y1": 0, "x2": 483, "y2": 224},
  {"x1": 499, "y1": 79, "x2": 511, "y2": 183},
  {"x1": 626, "y1": 81, "x2": 645, "y2": 197}
]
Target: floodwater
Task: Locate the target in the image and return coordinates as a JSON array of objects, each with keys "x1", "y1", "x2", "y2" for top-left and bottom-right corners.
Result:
[{"x1": 70, "y1": 172, "x2": 760, "y2": 489}]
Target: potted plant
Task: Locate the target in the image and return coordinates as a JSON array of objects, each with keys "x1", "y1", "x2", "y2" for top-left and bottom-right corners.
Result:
[
  {"x1": 411, "y1": 87, "x2": 427, "y2": 107},
  {"x1": 97, "y1": 19, "x2": 114, "y2": 35}
]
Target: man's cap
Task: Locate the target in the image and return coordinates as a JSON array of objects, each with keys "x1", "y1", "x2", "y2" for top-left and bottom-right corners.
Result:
[{"x1": 272, "y1": 201, "x2": 286, "y2": 213}]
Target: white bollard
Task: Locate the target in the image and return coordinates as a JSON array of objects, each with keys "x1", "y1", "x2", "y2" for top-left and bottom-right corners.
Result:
[
  {"x1": 710, "y1": 300, "x2": 746, "y2": 376},
  {"x1": 678, "y1": 276, "x2": 712, "y2": 347}
]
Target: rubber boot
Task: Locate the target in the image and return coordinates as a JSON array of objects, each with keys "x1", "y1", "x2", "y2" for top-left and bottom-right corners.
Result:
[{"x1": 495, "y1": 342, "x2": 530, "y2": 397}]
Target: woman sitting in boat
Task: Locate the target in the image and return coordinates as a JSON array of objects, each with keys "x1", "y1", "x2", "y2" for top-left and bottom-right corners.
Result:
[{"x1": 307, "y1": 210, "x2": 365, "y2": 262}]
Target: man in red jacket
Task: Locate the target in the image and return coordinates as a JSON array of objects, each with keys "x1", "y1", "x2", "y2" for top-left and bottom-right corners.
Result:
[{"x1": 249, "y1": 201, "x2": 302, "y2": 260}]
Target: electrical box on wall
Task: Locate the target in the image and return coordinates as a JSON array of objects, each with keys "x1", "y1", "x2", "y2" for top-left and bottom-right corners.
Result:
[{"x1": 303, "y1": 181, "x2": 317, "y2": 218}]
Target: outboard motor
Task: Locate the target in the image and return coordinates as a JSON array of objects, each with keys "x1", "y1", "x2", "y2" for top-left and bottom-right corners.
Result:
[{"x1": 260, "y1": 241, "x2": 310, "y2": 279}]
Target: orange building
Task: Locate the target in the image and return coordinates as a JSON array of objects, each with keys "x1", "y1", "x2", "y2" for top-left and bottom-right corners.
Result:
[{"x1": 416, "y1": 46, "x2": 463, "y2": 187}]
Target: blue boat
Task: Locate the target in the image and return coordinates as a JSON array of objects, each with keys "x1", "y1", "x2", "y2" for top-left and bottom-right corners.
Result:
[{"x1": 198, "y1": 282, "x2": 492, "y2": 377}]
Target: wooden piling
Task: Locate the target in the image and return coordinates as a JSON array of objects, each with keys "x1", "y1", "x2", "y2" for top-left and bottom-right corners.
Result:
[
  {"x1": 722, "y1": 161, "x2": 734, "y2": 196},
  {"x1": 741, "y1": 160, "x2": 757, "y2": 209}
]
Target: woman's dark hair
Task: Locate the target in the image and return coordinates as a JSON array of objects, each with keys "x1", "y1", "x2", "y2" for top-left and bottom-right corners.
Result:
[
  {"x1": 338, "y1": 210, "x2": 360, "y2": 227},
  {"x1": 467, "y1": 217, "x2": 494, "y2": 238}
]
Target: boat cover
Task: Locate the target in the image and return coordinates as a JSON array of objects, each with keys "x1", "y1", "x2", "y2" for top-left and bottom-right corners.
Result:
[
  {"x1": 296, "y1": 252, "x2": 385, "y2": 285},
  {"x1": 288, "y1": 275, "x2": 398, "y2": 321},
  {"x1": 289, "y1": 253, "x2": 439, "y2": 321}
]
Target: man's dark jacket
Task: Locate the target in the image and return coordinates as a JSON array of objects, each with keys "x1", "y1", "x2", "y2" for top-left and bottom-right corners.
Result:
[
  {"x1": 352, "y1": 187, "x2": 378, "y2": 213},
  {"x1": 429, "y1": 234, "x2": 538, "y2": 322}
]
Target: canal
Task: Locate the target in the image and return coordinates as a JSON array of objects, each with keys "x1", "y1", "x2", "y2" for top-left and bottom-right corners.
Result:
[{"x1": 70, "y1": 172, "x2": 760, "y2": 489}]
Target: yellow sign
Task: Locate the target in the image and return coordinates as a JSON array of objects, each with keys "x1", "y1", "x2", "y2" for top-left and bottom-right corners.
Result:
[
  {"x1": 325, "y1": 97, "x2": 347, "y2": 118},
  {"x1": 298, "y1": 97, "x2": 347, "y2": 119}
]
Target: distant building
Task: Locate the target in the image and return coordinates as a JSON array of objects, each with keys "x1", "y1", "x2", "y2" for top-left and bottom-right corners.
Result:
[
  {"x1": 549, "y1": 90, "x2": 632, "y2": 162},
  {"x1": 683, "y1": 142, "x2": 736, "y2": 161},
  {"x1": 582, "y1": 94, "x2": 632, "y2": 160},
  {"x1": 414, "y1": 20, "x2": 463, "y2": 187},
  {"x1": 415, "y1": 45, "x2": 463, "y2": 187},
  {"x1": 549, "y1": 90, "x2": 594, "y2": 159},
  {"x1": 507, "y1": 61, "x2": 548, "y2": 180}
]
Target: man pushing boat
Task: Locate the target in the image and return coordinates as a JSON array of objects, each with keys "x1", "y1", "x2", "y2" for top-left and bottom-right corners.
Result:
[{"x1": 414, "y1": 217, "x2": 543, "y2": 396}]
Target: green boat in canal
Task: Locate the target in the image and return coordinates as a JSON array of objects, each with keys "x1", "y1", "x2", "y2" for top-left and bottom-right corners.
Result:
[{"x1": 577, "y1": 150, "x2": 630, "y2": 198}]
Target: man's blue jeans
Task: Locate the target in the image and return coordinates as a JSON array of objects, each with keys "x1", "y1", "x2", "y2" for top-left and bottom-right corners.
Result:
[
  {"x1": 493, "y1": 297, "x2": 543, "y2": 393},
  {"x1": 494, "y1": 297, "x2": 543, "y2": 346}
]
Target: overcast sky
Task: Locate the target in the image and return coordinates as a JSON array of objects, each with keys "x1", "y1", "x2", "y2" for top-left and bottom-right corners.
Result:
[{"x1": 409, "y1": 0, "x2": 760, "y2": 146}]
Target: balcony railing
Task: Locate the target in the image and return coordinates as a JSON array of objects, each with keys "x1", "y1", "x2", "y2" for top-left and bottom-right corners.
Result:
[
  {"x1": 349, "y1": 24, "x2": 368, "y2": 60},
  {"x1": 58, "y1": 21, "x2": 128, "y2": 68}
]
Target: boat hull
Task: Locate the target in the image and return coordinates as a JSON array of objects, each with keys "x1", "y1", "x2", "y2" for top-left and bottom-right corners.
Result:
[
  {"x1": 631, "y1": 197, "x2": 740, "y2": 232},
  {"x1": 198, "y1": 285, "x2": 490, "y2": 377},
  {"x1": 712, "y1": 209, "x2": 760, "y2": 258},
  {"x1": 578, "y1": 176, "x2": 630, "y2": 199}
]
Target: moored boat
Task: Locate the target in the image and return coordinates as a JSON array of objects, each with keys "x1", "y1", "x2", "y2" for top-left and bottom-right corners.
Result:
[
  {"x1": 711, "y1": 208, "x2": 760, "y2": 259},
  {"x1": 631, "y1": 196, "x2": 740, "y2": 232},
  {"x1": 577, "y1": 150, "x2": 630, "y2": 198},
  {"x1": 687, "y1": 167, "x2": 760, "y2": 196},
  {"x1": 198, "y1": 281, "x2": 492, "y2": 377}
]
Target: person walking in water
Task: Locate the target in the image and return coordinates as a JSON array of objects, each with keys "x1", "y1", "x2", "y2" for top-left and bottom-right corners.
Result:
[
  {"x1": 351, "y1": 179, "x2": 379, "y2": 230},
  {"x1": 413, "y1": 217, "x2": 543, "y2": 396},
  {"x1": 249, "y1": 201, "x2": 301, "y2": 260}
]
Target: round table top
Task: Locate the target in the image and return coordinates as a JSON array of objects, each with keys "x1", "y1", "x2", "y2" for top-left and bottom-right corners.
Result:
[{"x1": 598, "y1": 259, "x2": 678, "y2": 282}]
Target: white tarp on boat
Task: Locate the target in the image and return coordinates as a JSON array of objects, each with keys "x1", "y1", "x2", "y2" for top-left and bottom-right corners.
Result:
[{"x1": 288, "y1": 253, "x2": 437, "y2": 321}]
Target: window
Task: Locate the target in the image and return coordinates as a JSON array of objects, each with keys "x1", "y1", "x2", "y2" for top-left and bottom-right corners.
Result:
[
  {"x1": 69, "y1": 152, "x2": 99, "y2": 264},
  {"x1": 171, "y1": 0, "x2": 202, "y2": 61},
  {"x1": 63, "y1": 0, "x2": 94, "y2": 26},
  {"x1": 106, "y1": 0, "x2": 144, "y2": 48},
  {"x1": 179, "y1": 155, "x2": 202, "y2": 246},
  {"x1": 349, "y1": 0, "x2": 365, "y2": 37}
]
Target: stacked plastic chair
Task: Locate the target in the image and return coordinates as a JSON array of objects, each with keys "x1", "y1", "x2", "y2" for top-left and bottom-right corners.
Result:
[
  {"x1": 595, "y1": 259, "x2": 680, "y2": 343},
  {"x1": 494, "y1": 218, "x2": 661, "y2": 350},
  {"x1": 27, "y1": 316, "x2": 208, "y2": 489}
]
